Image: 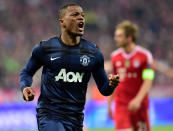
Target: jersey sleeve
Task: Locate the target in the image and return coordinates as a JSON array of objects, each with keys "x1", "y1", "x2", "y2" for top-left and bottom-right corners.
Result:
[
  {"x1": 19, "y1": 42, "x2": 43, "y2": 91},
  {"x1": 142, "y1": 51, "x2": 155, "y2": 80},
  {"x1": 92, "y1": 48, "x2": 115, "y2": 96}
]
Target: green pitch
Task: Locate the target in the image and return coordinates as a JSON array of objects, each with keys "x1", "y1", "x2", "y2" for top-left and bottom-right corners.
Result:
[{"x1": 89, "y1": 126, "x2": 173, "y2": 131}]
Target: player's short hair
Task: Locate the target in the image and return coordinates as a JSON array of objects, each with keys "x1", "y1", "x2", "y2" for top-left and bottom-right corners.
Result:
[
  {"x1": 58, "y1": 4, "x2": 81, "y2": 19},
  {"x1": 116, "y1": 21, "x2": 138, "y2": 42}
]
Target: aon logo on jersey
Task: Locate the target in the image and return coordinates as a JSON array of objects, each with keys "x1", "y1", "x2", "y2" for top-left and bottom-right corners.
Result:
[{"x1": 55, "y1": 69, "x2": 84, "y2": 82}]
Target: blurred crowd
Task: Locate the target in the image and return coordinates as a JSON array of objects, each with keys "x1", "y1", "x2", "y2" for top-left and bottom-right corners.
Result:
[{"x1": 0, "y1": 0, "x2": 173, "y2": 98}]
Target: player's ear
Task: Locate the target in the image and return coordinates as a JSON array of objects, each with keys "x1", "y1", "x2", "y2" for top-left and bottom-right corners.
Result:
[
  {"x1": 59, "y1": 19, "x2": 66, "y2": 28},
  {"x1": 59, "y1": 19, "x2": 63, "y2": 25}
]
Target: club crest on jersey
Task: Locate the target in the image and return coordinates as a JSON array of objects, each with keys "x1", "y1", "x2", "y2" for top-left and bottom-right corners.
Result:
[
  {"x1": 133, "y1": 60, "x2": 140, "y2": 68},
  {"x1": 80, "y1": 55, "x2": 90, "y2": 66}
]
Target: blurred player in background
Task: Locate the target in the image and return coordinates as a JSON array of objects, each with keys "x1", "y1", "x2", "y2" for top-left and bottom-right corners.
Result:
[
  {"x1": 107, "y1": 21, "x2": 154, "y2": 131},
  {"x1": 19, "y1": 4, "x2": 119, "y2": 131},
  {"x1": 154, "y1": 60, "x2": 173, "y2": 78}
]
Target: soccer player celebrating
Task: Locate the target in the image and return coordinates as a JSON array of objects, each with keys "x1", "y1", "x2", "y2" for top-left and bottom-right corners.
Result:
[
  {"x1": 107, "y1": 21, "x2": 154, "y2": 131},
  {"x1": 19, "y1": 4, "x2": 119, "y2": 131}
]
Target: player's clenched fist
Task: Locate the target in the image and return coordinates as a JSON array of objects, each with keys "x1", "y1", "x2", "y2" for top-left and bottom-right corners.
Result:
[
  {"x1": 23, "y1": 87, "x2": 35, "y2": 101},
  {"x1": 108, "y1": 74, "x2": 120, "y2": 88}
]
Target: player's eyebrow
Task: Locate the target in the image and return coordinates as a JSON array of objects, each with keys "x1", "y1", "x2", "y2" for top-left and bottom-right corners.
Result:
[{"x1": 70, "y1": 11, "x2": 85, "y2": 16}]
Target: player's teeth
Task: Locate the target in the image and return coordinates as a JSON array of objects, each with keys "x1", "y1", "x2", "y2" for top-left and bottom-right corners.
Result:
[{"x1": 79, "y1": 23, "x2": 83, "y2": 28}]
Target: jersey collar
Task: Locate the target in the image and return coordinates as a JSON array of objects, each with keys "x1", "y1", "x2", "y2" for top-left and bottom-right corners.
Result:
[{"x1": 122, "y1": 45, "x2": 139, "y2": 59}]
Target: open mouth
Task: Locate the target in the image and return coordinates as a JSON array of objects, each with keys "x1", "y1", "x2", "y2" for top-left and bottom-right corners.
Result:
[{"x1": 78, "y1": 22, "x2": 84, "y2": 31}]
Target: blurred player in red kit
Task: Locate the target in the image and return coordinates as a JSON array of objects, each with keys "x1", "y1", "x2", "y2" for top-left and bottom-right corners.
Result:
[{"x1": 107, "y1": 21, "x2": 155, "y2": 131}]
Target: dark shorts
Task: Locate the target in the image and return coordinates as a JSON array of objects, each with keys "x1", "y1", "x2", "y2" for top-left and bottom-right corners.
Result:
[{"x1": 36, "y1": 109, "x2": 83, "y2": 131}]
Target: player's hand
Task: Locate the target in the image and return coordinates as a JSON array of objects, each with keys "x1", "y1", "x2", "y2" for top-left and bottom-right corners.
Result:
[
  {"x1": 108, "y1": 106, "x2": 113, "y2": 119},
  {"x1": 108, "y1": 74, "x2": 120, "y2": 88},
  {"x1": 128, "y1": 98, "x2": 141, "y2": 112},
  {"x1": 23, "y1": 87, "x2": 35, "y2": 101}
]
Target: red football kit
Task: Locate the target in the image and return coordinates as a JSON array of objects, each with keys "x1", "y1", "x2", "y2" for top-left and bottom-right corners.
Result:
[{"x1": 111, "y1": 45, "x2": 154, "y2": 131}]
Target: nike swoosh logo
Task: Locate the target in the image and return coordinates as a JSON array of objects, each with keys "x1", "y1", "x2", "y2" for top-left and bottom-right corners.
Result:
[{"x1": 50, "y1": 57, "x2": 60, "y2": 61}]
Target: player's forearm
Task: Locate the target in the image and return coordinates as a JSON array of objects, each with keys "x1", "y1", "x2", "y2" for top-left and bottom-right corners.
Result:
[
  {"x1": 93, "y1": 67, "x2": 115, "y2": 96},
  {"x1": 19, "y1": 45, "x2": 43, "y2": 91},
  {"x1": 19, "y1": 68, "x2": 33, "y2": 91},
  {"x1": 99, "y1": 82, "x2": 115, "y2": 96},
  {"x1": 94, "y1": 75, "x2": 116, "y2": 96},
  {"x1": 93, "y1": 50, "x2": 117, "y2": 96},
  {"x1": 107, "y1": 93, "x2": 115, "y2": 108},
  {"x1": 104, "y1": 60, "x2": 112, "y2": 73},
  {"x1": 135, "y1": 79, "x2": 153, "y2": 103}
]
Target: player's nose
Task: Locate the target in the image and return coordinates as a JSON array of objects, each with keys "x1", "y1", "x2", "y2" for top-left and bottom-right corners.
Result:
[{"x1": 77, "y1": 14, "x2": 84, "y2": 21}]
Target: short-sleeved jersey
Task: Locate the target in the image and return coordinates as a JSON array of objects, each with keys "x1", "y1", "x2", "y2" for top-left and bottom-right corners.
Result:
[
  {"x1": 111, "y1": 45, "x2": 153, "y2": 105},
  {"x1": 19, "y1": 37, "x2": 115, "y2": 128}
]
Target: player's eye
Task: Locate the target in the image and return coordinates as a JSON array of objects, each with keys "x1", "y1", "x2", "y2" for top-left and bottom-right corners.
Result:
[{"x1": 72, "y1": 12, "x2": 79, "y2": 16}]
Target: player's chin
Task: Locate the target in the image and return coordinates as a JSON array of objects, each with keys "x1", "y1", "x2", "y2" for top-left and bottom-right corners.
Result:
[
  {"x1": 70, "y1": 31, "x2": 84, "y2": 37},
  {"x1": 116, "y1": 44, "x2": 122, "y2": 48},
  {"x1": 76, "y1": 31, "x2": 84, "y2": 36}
]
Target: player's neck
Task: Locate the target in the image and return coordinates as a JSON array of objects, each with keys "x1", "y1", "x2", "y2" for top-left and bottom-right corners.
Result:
[
  {"x1": 124, "y1": 42, "x2": 136, "y2": 53},
  {"x1": 61, "y1": 32, "x2": 80, "y2": 46}
]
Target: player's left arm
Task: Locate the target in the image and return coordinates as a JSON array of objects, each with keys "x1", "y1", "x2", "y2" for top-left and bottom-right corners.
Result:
[
  {"x1": 128, "y1": 52, "x2": 154, "y2": 112},
  {"x1": 92, "y1": 49, "x2": 119, "y2": 96},
  {"x1": 128, "y1": 78, "x2": 153, "y2": 112}
]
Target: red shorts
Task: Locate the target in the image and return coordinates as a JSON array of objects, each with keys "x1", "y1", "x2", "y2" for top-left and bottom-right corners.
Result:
[{"x1": 114, "y1": 102, "x2": 150, "y2": 131}]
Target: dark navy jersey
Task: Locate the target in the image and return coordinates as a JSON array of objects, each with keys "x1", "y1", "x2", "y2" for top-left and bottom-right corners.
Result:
[{"x1": 19, "y1": 37, "x2": 115, "y2": 128}]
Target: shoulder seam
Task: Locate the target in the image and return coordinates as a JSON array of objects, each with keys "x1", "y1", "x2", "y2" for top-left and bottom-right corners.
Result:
[
  {"x1": 136, "y1": 46, "x2": 153, "y2": 64},
  {"x1": 111, "y1": 48, "x2": 123, "y2": 57}
]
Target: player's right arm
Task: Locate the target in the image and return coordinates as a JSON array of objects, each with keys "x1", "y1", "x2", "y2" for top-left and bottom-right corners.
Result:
[
  {"x1": 19, "y1": 43, "x2": 43, "y2": 101},
  {"x1": 104, "y1": 60, "x2": 113, "y2": 73},
  {"x1": 107, "y1": 93, "x2": 115, "y2": 119},
  {"x1": 105, "y1": 59, "x2": 116, "y2": 119}
]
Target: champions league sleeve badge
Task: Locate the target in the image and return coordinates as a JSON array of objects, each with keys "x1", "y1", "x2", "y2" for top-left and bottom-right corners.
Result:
[{"x1": 80, "y1": 55, "x2": 90, "y2": 66}]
